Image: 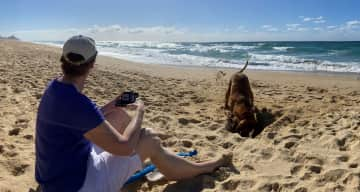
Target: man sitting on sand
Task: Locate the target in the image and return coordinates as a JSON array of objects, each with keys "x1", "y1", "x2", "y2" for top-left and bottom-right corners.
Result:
[{"x1": 35, "y1": 35, "x2": 229, "y2": 192}]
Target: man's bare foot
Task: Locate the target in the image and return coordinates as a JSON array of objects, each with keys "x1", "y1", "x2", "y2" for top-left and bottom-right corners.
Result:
[{"x1": 210, "y1": 153, "x2": 233, "y2": 172}]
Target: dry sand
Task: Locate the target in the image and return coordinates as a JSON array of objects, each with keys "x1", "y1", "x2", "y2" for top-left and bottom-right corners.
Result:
[{"x1": 0, "y1": 40, "x2": 359, "y2": 192}]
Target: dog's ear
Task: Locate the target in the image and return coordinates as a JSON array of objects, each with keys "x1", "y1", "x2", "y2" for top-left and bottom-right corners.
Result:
[{"x1": 224, "y1": 79, "x2": 232, "y2": 110}]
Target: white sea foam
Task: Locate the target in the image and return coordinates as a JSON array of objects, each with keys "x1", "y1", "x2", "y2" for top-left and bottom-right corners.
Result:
[
  {"x1": 249, "y1": 53, "x2": 360, "y2": 72},
  {"x1": 273, "y1": 46, "x2": 294, "y2": 51},
  {"x1": 32, "y1": 41, "x2": 360, "y2": 73},
  {"x1": 33, "y1": 41, "x2": 63, "y2": 48},
  {"x1": 231, "y1": 45, "x2": 258, "y2": 50}
]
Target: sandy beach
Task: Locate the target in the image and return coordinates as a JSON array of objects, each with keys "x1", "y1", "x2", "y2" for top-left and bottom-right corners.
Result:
[{"x1": 0, "y1": 40, "x2": 359, "y2": 192}]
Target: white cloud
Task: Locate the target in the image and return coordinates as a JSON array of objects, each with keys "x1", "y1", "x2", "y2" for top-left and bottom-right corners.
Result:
[
  {"x1": 11, "y1": 25, "x2": 188, "y2": 41},
  {"x1": 313, "y1": 27, "x2": 323, "y2": 31},
  {"x1": 262, "y1": 25, "x2": 279, "y2": 32},
  {"x1": 6, "y1": 22, "x2": 360, "y2": 42},
  {"x1": 287, "y1": 24, "x2": 301, "y2": 28},
  {"x1": 237, "y1": 26, "x2": 245, "y2": 30},
  {"x1": 87, "y1": 25, "x2": 184, "y2": 35},
  {"x1": 346, "y1": 20, "x2": 360, "y2": 29},
  {"x1": 296, "y1": 27, "x2": 309, "y2": 32},
  {"x1": 286, "y1": 24, "x2": 308, "y2": 32},
  {"x1": 314, "y1": 20, "x2": 326, "y2": 24},
  {"x1": 235, "y1": 26, "x2": 248, "y2": 33},
  {"x1": 302, "y1": 16, "x2": 326, "y2": 24},
  {"x1": 324, "y1": 21, "x2": 360, "y2": 32},
  {"x1": 223, "y1": 28, "x2": 231, "y2": 32}
]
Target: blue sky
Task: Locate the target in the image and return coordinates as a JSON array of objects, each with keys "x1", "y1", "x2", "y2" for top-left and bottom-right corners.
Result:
[{"x1": 1, "y1": 0, "x2": 360, "y2": 41}]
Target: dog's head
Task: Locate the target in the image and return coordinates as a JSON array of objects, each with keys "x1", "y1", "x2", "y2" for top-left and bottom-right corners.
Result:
[
  {"x1": 236, "y1": 112, "x2": 257, "y2": 129},
  {"x1": 231, "y1": 100, "x2": 258, "y2": 133},
  {"x1": 226, "y1": 111, "x2": 257, "y2": 135}
]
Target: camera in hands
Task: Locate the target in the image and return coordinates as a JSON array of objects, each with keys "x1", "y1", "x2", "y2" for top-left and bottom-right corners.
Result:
[{"x1": 115, "y1": 91, "x2": 139, "y2": 107}]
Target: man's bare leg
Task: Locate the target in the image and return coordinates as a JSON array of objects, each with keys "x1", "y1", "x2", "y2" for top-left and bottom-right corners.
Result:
[
  {"x1": 135, "y1": 128, "x2": 230, "y2": 181},
  {"x1": 102, "y1": 101, "x2": 230, "y2": 180}
]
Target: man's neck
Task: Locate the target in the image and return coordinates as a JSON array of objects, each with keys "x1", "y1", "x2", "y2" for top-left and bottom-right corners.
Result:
[{"x1": 59, "y1": 75, "x2": 87, "y2": 92}]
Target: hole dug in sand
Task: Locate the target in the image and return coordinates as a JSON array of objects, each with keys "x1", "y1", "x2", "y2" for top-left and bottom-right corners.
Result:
[{"x1": 225, "y1": 107, "x2": 280, "y2": 138}]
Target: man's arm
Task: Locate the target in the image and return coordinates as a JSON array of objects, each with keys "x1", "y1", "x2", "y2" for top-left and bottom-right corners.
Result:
[
  {"x1": 85, "y1": 101, "x2": 144, "y2": 156},
  {"x1": 100, "y1": 96, "x2": 118, "y2": 116}
]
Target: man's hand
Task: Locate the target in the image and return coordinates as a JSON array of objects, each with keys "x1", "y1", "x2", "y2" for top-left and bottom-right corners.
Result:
[
  {"x1": 101, "y1": 96, "x2": 120, "y2": 115},
  {"x1": 126, "y1": 100, "x2": 145, "y2": 112}
]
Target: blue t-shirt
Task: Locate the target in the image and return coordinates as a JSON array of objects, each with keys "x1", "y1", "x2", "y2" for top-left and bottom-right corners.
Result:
[{"x1": 35, "y1": 79, "x2": 105, "y2": 192}]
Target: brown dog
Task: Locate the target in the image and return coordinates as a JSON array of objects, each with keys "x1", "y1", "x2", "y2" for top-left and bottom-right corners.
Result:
[{"x1": 224, "y1": 61, "x2": 257, "y2": 137}]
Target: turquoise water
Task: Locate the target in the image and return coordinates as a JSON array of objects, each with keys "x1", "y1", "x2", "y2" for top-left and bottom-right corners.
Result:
[{"x1": 38, "y1": 41, "x2": 360, "y2": 73}]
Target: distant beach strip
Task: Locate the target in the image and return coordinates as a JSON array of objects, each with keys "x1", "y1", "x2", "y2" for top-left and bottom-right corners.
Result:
[{"x1": 35, "y1": 41, "x2": 360, "y2": 73}]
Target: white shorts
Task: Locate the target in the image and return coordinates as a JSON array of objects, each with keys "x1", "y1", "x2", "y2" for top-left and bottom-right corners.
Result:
[{"x1": 79, "y1": 144, "x2": 143, "y2": 192}]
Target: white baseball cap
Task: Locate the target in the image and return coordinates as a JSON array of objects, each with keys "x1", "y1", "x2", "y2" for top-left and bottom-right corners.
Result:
[{"x1": 62, "y1": 35, "x2": 97, "y2": 65}]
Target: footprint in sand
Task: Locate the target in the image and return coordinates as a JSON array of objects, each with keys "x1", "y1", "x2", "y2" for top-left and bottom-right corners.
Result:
[
  {"x1": 335, "y1": 138, "x2": 348, "y2": 151},
  {"x1": 181, "y1": 140, "x2": 193, "y2": 148},
  {"x1": 178, "y1": 102, "x2": 190, "y2": 106},
  {"x1": 336, "y1": 155, "x2": 349, "y2": 162},
  {"x1": 4, "y1": 150, "x2": 18, "y2": 158},
  {"x1": 222, "y1": 179, "x2": 240, "y2": 191},
  {"x1": 156, "y1": 133, "x2": 172, "y2": 140},
  {"x1": 150, "y1": 115, "x2": 171, "y2": 125},
  {"x1": 162, "y1": 140, "x2": 177, "y2": 147},
  {"x1": 284, "y1": 141, "x2": 297, "y2": 149},
  {"x1": 257, "y1": 182, "x2": 280, "y2": 192},
  {"x1": 303, "y1": 155, "x2": 325, "y2": 166},
  {"x1": 343, "y1": 173, "x2": 360, "y2": 186},
  {"x1": 306, "y1": 165, "x2": 322, "y2": 174},
  {"x1": 282, "y1": 182, "x2": 298, "y2": 190},
  {"x1": 8, "y1": 127, "x2": 21, "y2": 136},
  {"x1": 205, "y1": 135, "x2": 217, "y2": 141},
  {"x1": 237, "y1": 180, "x2": 256, "y2": 190},
  {"x1": 221, "y1": 142, "x2": 233, "y2": 149},
  {"x1": 15, "y1": 118, "x2": 29, "y2": 129},
  {"x1": 242, "y1": 164, "x2": 256, "y2": 171},
  {"x1": 198, "y1": 121, "x2": 211, "y2": 128},
  {"x1": 316, "y1": 169, "x2": 347, "y2": 185},
  {"x1": 289, "y1": 128, "x2": 299, "y2": 134},
  {"x1": 348, "y1": 163, "x2": 358, "y2": 168},
  {"x1": 178, "y1": 118, "x2": 201, "y2": 125},
  {"x1": 266, "y1": 132, "x2": 277, "y2": 139},
  {"x1": 260, "y1": 148, "x2": 273, "y2": 160},
  {"x1": 300, "y1": 172, "x2": 313, "y2": 180},
  {"x1": 23, "y1": 134, "x2": 34, "y2": 140},
  {"x1": 290, "y1": 165, "x2": 303, "y2": 175},
  {"x1": 0, "y1": 145, "x2": 4, "y2": 154},
  {"x1": 208, "y1": 123, "x2": 221, "y2": 131},
  {"x1": 294, "y1": 187, "x2": 308, "y2": 192},
  {"x1": 12, "y1": 164, "x2": 30, "y2": 176}
]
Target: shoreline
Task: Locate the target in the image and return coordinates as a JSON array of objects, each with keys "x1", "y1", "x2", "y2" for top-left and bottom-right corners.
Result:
[
  {"x1": 28, "y1": 40, "x2": 360, "y2": 76},
  {"x1": 95, "y1": 53, "x2": 360, "y2": 89}
]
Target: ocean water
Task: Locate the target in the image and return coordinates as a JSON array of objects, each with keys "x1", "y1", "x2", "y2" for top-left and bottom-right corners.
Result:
[{"x1": 36, "y1": 41, "x2": 360, "y2": 73}]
